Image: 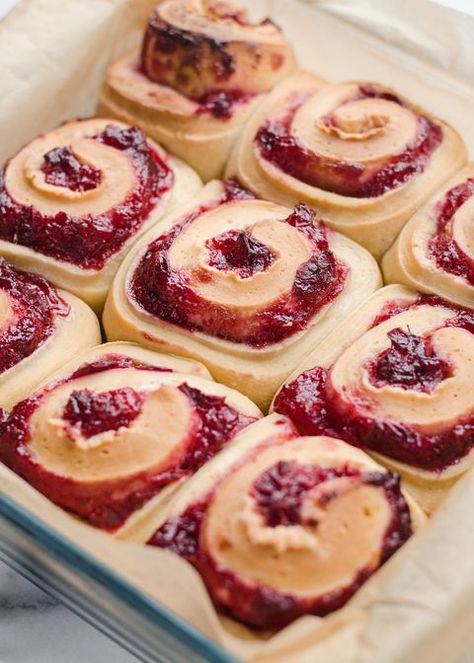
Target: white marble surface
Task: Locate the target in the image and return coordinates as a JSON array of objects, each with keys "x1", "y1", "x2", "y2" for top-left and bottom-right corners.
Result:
[{"x1": 0, "y1": 560, "x2": 135, "y2": 662}]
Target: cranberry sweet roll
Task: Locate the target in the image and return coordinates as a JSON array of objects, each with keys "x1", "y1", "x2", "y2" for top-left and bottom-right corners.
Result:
[
  {"x1": 0, "y1": 342, "x2": 261, "y2": 537},
  {"x1": 146, "y1": 415, "x2": 424, "y2": 630},
  {"x1": 0, "y1": 119, "x2": 201, "y2": 310},
  {"x1": 0, "y1": 258, "x2": 99, "y2": 409},
  {"x1": 383, "y1": 164, "x2": 474, "y2": 308},
  {"x1": 103, "y1": 179, "x2": 381, "y2": 410},
  {"x1": 99, "y1": 0, "x2": 297, "y2": 181},
  {"x1": 273, "y1": 285, "x2": 474, "y2": 513},
  {"x1": 227, "y1": 73, "x2": 467, "y2": 258}
]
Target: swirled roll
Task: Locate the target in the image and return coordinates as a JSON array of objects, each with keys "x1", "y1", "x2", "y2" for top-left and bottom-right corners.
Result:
[
  {"x1": 0, "y1": 118, "x2": 201, "y2": 310},
  {"x1": 0, "y1": 342, "x2": 261, "y2": 535},
  {"x1": 273, "y1": 285, "x2": 474, "y2": 513},
  {"x1": 98, "y1": 0, "x2": 297, "y2": 181},
  {"x1": 145, "y1": 415, "x2": 424, "y2": 630},
  {"x1": 0, "y1": 258, "x2": 99, "y2": 409},
  {"x1": 226, "y1": 72, "x2": 467, "y2": 259},
  {"x1": 382, "y1": 164, "x2": 474, "y2": 308},
  {"x1": 103, "y1": 179, "x2": 381, "y2": 410}
]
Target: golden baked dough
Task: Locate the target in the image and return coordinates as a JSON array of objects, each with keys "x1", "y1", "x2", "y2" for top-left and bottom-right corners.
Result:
[
  {"x1": 0, "y1": 341, "x2": 261, "y2": 537},
  {"x1": 98, "y1": 0, "x2": 297, "y2": 181},
  {"x1": 0, "y1": 118, "x2": 201, "y2": 310},
  {"x1": 0, "y1": 258, "x2": 100, "y2": 410},
  {"x1": 143, "y1": 415, "x2": 424, "y2": 629},
  {"x1": 272, "y1": 285, "x2": 474, "y2": 513},
  {"x1": 103, "y1": 179, "x2": 382, "y2": 410},
  {"x1": 382, "y1": 164, "x2": 474, "y2": 307},
  {"x1": 226, "y1": 72, "x2": 467, "y2": 259}
]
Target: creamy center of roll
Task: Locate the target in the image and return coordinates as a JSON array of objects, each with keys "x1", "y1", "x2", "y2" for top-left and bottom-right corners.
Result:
[
  {"x1": 168, "y1": 201, "x2": 311, "y2": 310},
  {"x1": 7, "y1": 121, "x2": 135, "y2": 217},
  {"x1": 329, "y1": 306, "x2": 474, "y2": 434},
  {"x1": 202, "y1": 439, "x2": 392, "y2": 597},
  {"x1": 27, "y1": 369, "x2": 195, "y2": 482},
  {"x1": 294, "y1": 87, "x2": 418, "y2": 163}
]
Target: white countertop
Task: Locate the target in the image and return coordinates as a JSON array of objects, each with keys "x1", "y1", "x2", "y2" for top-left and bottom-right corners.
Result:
[{"x1": 0, "y1": 560, "x2": 135, "y2": 662}]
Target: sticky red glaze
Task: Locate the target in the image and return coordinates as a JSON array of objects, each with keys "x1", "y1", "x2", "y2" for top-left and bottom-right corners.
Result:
[
  {"x1": 274, "y1": 299, "x2": 474, "y2": 471},
  {"x1": 255, "y1": 85, "x2": 442, "y2": 198},
  {"x1": 206, "y1": 228, "x2": 276, "y2": 278},
  {"x1": 62, "y1": 387, "x2": 145, "y2": 439},
  {"x1": 429, "y1": 178, "x2": 474, "y2": 285},
  {"x1": 0, "y1": 125, "x2": 173, "y2": 270},
  {"x1": 0, "y1": 356, "x2": 257, "y2": 530},
  {"x1": 149, "y1": 463, "x2": 411, "y2": 629},
  {"x1": 41, "y1": 147, "x2": 102, "y2": 192},
  {"x1": 367, "y1": 327, "x2": 452, "y2": 393},
  {"x1": 0, "y1": 258, "x2": 69, "y2": 374},
  {"x1": 130, "y1": 196, "x2": 347, "y2": 348}
]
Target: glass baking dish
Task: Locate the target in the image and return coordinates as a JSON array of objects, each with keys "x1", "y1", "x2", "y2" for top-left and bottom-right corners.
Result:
[
  {"x1": 0, "y1": 493, "x2": 237, "y2": 663},
  {"x1": 1, "y1": 1, "x2": 473, "y2": 662}
]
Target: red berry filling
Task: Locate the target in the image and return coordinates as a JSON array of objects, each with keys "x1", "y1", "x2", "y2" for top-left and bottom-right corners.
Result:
[
  {"x1": 41, "y1": 147, "x2": 102, "y2": 192},
  {"x1": 129, "y1": 196, "x2": 347, "y2": 347},
  {"x1": 0, "y1": 125, "x2": 173, "y2": 270},
  {"x1": 255, "y1": 85, "x2": 442, "y2": 198},
  {"x1": 0, "y1": 258, "x2": 69, "y2": 374}
]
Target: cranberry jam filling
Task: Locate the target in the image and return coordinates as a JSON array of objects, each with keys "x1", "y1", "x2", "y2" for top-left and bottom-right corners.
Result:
[
  {"x1": 62, "y1": 387, "x2": 145, "y2": 439},
  {"x1": 129, "y1": 194, "x2": 347, "y2": 348},
  {"x1": 41, "y1": 147, "x2": 102, "y2": 192},
  {"x1": 252, "y1": 460, "x2": 358, "y2": 526},
  {"x1": 0, "y1": 258, "x2": 69, "y2": 374},
  {"x1": 274, "y1": 300, "x2": 474, "y2": 472},
  {"x1": 148, "y1": 464, "x2": 411, "y2": 629},
  {"x1": 0, "y1": 125, "x2": 173, "y2": 270},
  {"x1": 255, "y1": 85, "x2": 442, "y2": 198},
  {"x1": 0, "y1": 355, "x2": 257, "y2": 530},
  {"x1": 368, "y1": 327, "x2": 452, "y2": 393},
  {"x1": 429, "y1": 178, "x2": 474, "y2": 285},
  {"x1": 195, "y1": 89, "x2": 252, "y2": 120},
  {"x1": 206, "y1": 228, "x2": 276, "y2": 278}
]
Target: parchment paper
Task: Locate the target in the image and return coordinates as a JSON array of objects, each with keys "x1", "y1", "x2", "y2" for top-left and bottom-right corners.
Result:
[{"x1": 1, "y1": 1, "x2": 474, "y2": 661}]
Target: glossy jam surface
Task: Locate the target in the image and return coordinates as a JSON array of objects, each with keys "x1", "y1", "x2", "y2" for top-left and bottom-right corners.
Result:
[
  {"x1": 368, "y1": 327, "x2": 452, "y2": 393},
  {"x1": 274, "y1": 301, "x2": 474, "y2": 471},
  {"x1": 0, "y1": 355, "x2": 257, "y2": 530},
  {"x1": 0, "y1": 125, "x2": 173, "y2": 270},
  {"x1": 255, "y1": 85, "x2": 442, "y2": 198},
  {"x1": 206, "y1": 228, "x2": 276, "y2": 278},
  {"x1": 0, "y1": 258, "x2": 69, "y2": 374},
  {"x1": 149, "y1": 464, "x2": 411, "y2": 629},
  {"x1": 429, "y1": 178, "x2": 474, "y2": 285},
  {"x1": 41, "y1": 147, "x2": 102, "y2": 192},
  {"x1": 62, "y1": 387, "x2": 144, "y2": 439},
  {"x1": 130, "y1": 197, "x2": 347, "y2": 347}
]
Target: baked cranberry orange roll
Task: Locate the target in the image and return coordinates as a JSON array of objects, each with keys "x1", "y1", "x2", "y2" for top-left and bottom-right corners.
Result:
[
  {"x1": 383, "y1": 164, "x2": 474, "y2": 308},
  {"x1": 0, "y1": 258, "x2": 99, "y2": 409},
  {"x1": 144, "y1": 415, "x2": 424, "y2": 630},
  {"x1": 226, "y1": 72, "x2": 467, "y2": 259},
  {"x1": 103, "y1": 179, "x2": 381, "y2": 410},
  {"x1": 273, "y1": 285, "x2": 474, "y2": 513},
  {"x1": 0, "y1": 118, "x2": 201, "y2": 310},
  {"x1": 0, "y1": 342, "x2": 261, "y2": 537},
  {"x1": 99, "y1": 0, "x2": 297, "y2": 181}
]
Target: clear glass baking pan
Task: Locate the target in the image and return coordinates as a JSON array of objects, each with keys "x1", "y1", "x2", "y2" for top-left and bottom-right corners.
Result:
[
  {"x1": 0, "y1": 493, "x2": 237, "y2": 663},
  {"x1": 1, "y1": 1, "x2": 474, "y2": 662}
]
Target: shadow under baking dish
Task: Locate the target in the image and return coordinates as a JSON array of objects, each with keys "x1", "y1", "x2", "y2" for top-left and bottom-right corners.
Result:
[{"x1": 0, "y1": 494, "x2": 238, "y2": 663}]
